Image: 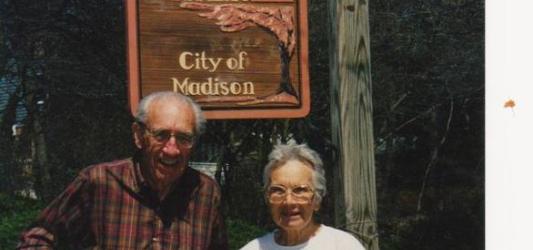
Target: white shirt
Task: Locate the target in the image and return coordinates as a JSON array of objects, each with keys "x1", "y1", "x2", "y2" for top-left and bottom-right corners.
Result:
[{"x1": 239, "y1": 224, "x2": 366, "y2": 250}]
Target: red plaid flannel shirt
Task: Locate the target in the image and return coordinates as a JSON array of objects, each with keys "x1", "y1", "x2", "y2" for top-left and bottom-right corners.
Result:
[{"x1": 17, "y1": 157, "x2": 228, "y2": 249}]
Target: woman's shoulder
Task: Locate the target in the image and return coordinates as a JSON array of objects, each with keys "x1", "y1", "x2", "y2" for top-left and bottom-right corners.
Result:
[
  {"x1": 239, "y1": 232, "x2": 275, "y2": 250},
  {"x1": 318, "y1": 225, "x2": 366, "y2": 250}
]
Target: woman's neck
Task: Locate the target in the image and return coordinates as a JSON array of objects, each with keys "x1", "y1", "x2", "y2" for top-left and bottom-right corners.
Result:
[{"x1": 276, "y1": 222, "x2": 320, "y2": 246}]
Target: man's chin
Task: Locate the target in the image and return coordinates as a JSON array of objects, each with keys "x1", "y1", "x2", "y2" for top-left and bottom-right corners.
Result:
[{"x1": 153, "y1": 161, "x2": 181, "y2": 176}]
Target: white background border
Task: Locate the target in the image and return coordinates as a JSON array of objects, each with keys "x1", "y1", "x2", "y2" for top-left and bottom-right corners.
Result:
[{"x1": 486, "y1": 0, "x2": 533, "y2": 249}]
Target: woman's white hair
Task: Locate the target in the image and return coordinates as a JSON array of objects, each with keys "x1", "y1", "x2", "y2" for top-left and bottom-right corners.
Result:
[
  {"x1": 263, "y1": 140, "x2": 327, "y2": 205},
  {"x1": 135, "y1": 91, "x2": 206, "y2": 136}
]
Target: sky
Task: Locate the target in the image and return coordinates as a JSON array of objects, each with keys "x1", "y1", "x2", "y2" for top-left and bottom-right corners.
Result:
[{"x1": 486, "y1": 0, "x2": 533, "y2": 249}]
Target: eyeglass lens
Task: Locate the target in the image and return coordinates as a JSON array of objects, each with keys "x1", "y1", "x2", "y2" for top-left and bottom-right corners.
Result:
[
  {"x1": 139, "y1": 122, "x2": 194, "y2": 148},
  {"x1": 267, "y1": 185, "x2": 314, "y2": 203}
]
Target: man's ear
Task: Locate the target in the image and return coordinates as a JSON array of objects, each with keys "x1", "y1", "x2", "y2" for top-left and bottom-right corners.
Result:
[{"x1": 132, "y1": 122, "x2": 144, "y2": 149}]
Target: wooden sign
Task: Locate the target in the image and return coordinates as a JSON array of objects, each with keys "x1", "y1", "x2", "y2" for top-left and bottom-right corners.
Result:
[{"x1": 126, "y1": 0, "x2": 310, "y2": 119}]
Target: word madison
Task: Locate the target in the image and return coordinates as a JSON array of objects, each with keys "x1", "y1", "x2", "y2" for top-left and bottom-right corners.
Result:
[{"x1": 171, "y1": 50, "x2": 255, "y2": 96}]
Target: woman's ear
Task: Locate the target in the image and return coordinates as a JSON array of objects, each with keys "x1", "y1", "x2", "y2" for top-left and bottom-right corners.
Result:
[
  {"x1": 313, "y1": 197, "x2": 321, "y2": 212},
  {"x1": 132, "y1": 122, "x2": 144, "y2": 149}
]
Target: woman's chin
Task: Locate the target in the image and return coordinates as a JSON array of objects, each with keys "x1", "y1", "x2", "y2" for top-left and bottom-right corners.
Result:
[{"x1": 279, "y1": 216, "x2": 307, "y2": 230}]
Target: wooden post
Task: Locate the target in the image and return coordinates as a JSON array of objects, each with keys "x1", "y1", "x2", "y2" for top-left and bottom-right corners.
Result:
[{"x1": 328, "y1": 0, "x2": 379, "y2": 249}]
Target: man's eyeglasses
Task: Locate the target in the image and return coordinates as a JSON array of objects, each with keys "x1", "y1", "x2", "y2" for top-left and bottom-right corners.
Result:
[
  {"x1": 266, "y1": 185, "x2": 315, "y2": 204},
  {"x1": 137, "y1": 122, "x2": 195, "y2": 149}
]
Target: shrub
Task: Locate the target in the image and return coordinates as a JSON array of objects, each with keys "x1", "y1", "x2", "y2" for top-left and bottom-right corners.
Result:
[
  {"x1": 227, "y1": 218, "x2": 268, "y2": 250},
  {"x1": 0, "y1": 194, "x2": 44, "y2": 249},
  {"x1": 0, "y1": 194, "x2": 269, "y2": 249}
]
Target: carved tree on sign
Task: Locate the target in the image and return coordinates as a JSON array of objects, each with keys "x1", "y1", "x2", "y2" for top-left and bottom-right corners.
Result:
[{"x1": 181, "y1": 3, "x2": 298, "y2": 105}]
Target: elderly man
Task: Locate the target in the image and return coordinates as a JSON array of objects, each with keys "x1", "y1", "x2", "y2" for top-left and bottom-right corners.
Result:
[{"x1": 18, "y1": 92, "x2": 228, "y2": 249}]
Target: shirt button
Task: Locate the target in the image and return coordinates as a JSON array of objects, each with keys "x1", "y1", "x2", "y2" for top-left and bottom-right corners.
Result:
[{"x1": 152, "y1": 237, "x2": 160, "y2": 242}]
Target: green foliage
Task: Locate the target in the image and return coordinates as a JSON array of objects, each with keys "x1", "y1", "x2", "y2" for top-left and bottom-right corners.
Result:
[
  {"x1": 370, "y1": 0, "x2": 484, "y2": 249},
  {"x1": 0, "y1": 194, "x2": 44, "y2": 249},
  {"x1": 0, "y1": 0, "x2": 484, "y2": 249},
  {"x1": 0, "y1": 194, "x2": 269, "y2": 250},
  {"x1": 227, "y1": 218, "x2": 268, "y2": 250}
]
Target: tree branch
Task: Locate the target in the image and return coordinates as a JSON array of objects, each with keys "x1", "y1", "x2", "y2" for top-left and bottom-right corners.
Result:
[{"x1": 416, "y1": 95, "x2": 454, "y2": 213}]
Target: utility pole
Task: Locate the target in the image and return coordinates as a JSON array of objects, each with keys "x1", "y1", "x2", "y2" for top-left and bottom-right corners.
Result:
[{"x1": 328, "y1": 0, "x2": 379, "y2": 249}]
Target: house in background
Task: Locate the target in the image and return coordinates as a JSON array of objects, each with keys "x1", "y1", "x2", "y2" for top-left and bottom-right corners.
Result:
[
  {"x1": 0, "y1": 79, "x2": 27, "y2": 130},
  {"x1": 0, "y1": 79, "x2": 37, "y2": 198}
]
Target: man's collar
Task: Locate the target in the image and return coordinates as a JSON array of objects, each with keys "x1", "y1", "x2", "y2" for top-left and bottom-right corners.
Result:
[
  {"x1": 132, "y1": 151, "x2": 150, "y2": 192},
  {"x1": 131, "y1": 152, "x2": 202, "y2": 222},
  {"x1": 132, "y1": 151, "x2": 199, "y2": 197}
]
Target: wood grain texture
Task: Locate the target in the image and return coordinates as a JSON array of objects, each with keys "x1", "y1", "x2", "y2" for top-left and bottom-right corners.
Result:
[
  {"x1": 328, "y1": 0, "x2": 379, "y2": 249},
  {"x1": 126, "y1": 0, "x2": 310, "y2": 119}
]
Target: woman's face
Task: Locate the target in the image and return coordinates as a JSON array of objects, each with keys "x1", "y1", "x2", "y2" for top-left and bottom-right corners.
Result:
[{"x1": 267, "y1": 160, "x2": 319, "y2": 232}]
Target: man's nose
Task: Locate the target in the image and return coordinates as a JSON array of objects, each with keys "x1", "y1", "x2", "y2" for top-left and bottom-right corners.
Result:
[{"x1": 162, "y1": 136, "x2": 181, "y2": 156}]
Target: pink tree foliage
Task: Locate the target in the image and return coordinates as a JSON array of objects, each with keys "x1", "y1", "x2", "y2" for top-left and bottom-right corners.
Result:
[{"x1": 181, "y1": 3, "x2": 298, "y2": 103}]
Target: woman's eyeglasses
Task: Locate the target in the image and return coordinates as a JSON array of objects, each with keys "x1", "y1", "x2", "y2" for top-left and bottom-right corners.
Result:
[
  {"x1": 266, "y1": 185, "x2": 314, "y2": 204},
  {"x1": 137, "y1": 122, "x2": 195, "y2": 149}
]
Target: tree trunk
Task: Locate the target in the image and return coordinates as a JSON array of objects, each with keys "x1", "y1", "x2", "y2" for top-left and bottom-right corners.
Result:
[
  {"x1": 20, "y1": 72, "x2": 51, "y2": 200},
  {"x1": 328, "y1": 0, "x2": 379, "y2": 249},
  {"x1": 278, "y1": 46, "x2": 297, "y2": 97}
]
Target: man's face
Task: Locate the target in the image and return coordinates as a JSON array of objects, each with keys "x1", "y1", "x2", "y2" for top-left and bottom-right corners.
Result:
[{"x1": 133, "y1": 99, "x2": 196, "y2": 186}]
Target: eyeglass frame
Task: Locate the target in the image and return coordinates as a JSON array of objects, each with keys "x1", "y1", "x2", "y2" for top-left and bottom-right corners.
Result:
[
  {"x1": 136, "y1": 121, "x2": 196, "y2": 149},
  {"x1": 265, "y1": 184, "x2": 316, "y2": 204}
]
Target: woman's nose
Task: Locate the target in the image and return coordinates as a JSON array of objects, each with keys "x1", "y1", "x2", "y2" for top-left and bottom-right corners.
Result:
[{"x1": 283, "y1": 193, "x2": 297, "y2": 204}]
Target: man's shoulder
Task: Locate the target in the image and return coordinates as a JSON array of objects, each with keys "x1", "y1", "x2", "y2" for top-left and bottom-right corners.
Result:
[
  {"x1": 80, "y1": 158, "x2": 134, "y2": 180},
  {"x1": 187, "y1": 168, "x2": 222, "y2": 195},
  {"x1": 187, "y1": 168, "x2": 218, "y2": 185}
]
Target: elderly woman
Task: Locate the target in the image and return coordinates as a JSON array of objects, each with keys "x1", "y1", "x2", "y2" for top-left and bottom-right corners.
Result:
[{"x1": 240, "y1": 141, "x2": 366, "y2": 250}]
